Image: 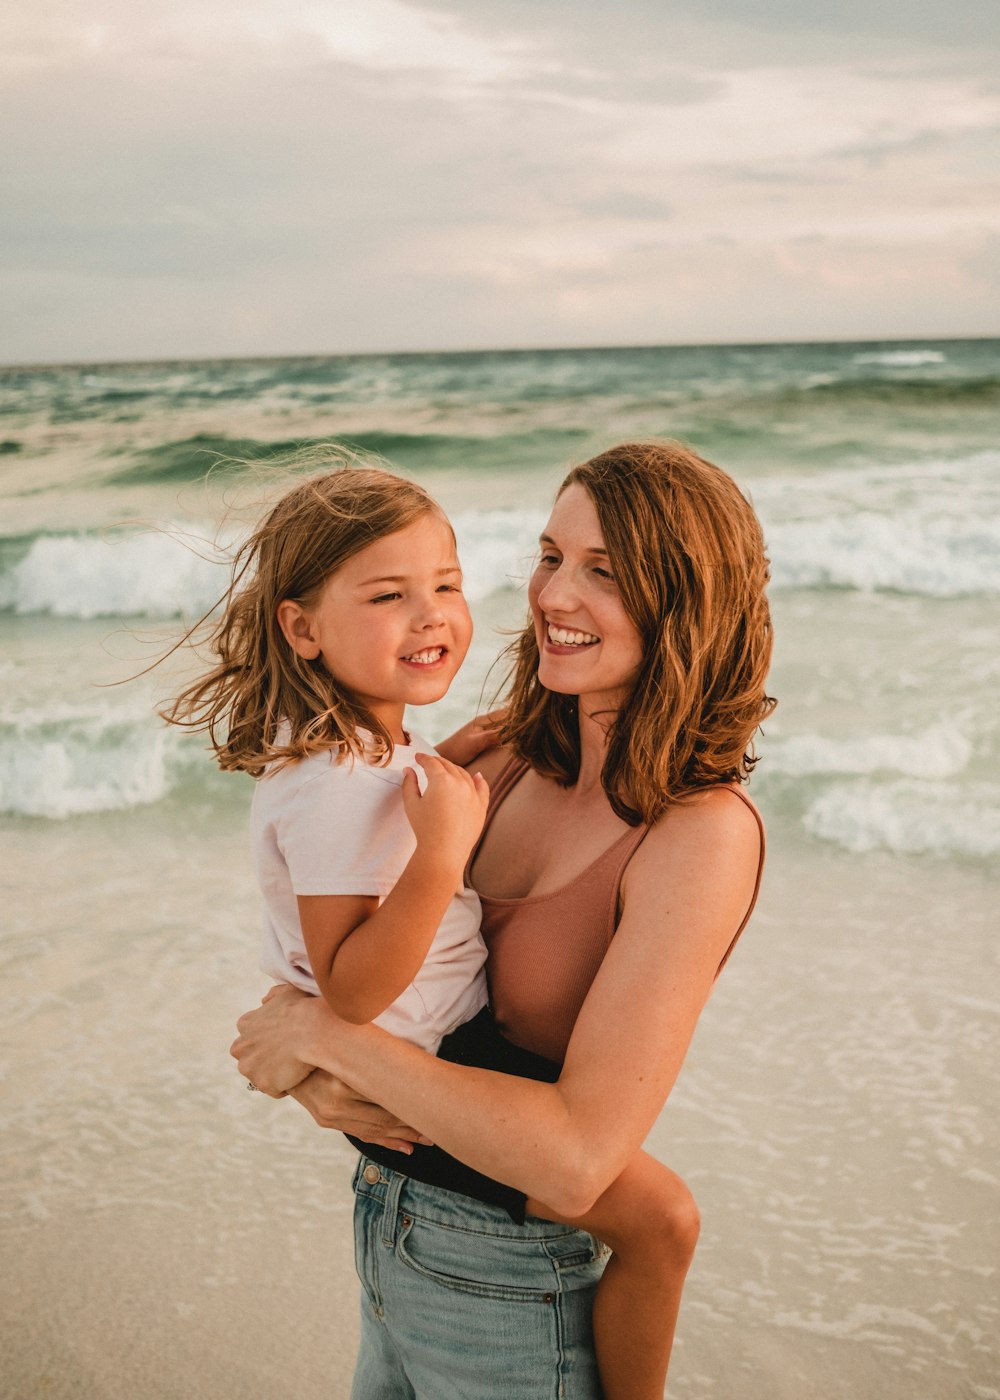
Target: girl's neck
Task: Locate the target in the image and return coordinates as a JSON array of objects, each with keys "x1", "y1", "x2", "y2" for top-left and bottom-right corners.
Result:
[{"x1": 366, "y1": 702, "x2": 408, "y2": 746}]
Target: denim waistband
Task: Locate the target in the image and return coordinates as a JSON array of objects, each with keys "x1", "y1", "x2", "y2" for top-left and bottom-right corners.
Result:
[{"x1": 353, "y1": 1155, "x2": 588, "y2": 1244}]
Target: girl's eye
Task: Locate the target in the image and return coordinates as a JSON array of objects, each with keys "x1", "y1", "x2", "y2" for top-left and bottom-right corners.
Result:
[
  {"x1": 437, "y1": 583, "x2": 462, "y2": 593},
  {"x1": 370, "y1": 592, "x2": 401, "y2": 604}
]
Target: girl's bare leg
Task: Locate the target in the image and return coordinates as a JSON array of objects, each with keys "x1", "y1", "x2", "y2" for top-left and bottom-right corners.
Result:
[{"x1": 527, "y1": 1151, "x2": 700, "y2": 1400}]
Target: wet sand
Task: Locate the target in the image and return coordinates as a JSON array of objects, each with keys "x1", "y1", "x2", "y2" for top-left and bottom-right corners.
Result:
[{"x1": 2, "y1": 799, "x2": 997, "y2": 1399}]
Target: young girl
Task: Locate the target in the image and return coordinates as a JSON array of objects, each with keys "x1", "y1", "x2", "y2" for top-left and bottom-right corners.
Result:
[{"x1": 166, "y1": 464, "x2": 701, "y2": 1400}]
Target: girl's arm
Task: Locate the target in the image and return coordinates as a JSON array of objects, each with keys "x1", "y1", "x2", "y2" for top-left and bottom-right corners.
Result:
[
  {"x1": 302, "y1": 755, "x2": 487, "y2": 1024},
  {"x1": 234, "y1": 788, "x2": 761, "y2": 1217}
]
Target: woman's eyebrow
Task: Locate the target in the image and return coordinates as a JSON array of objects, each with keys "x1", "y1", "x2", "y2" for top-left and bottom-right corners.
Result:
[{"x1": 539, "y1": 533, "x2": 608, "y2": 557}]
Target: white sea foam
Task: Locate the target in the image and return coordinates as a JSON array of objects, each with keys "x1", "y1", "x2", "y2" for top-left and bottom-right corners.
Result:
[
  {"x1": 853, "y1": 349, "x2": 947, "y2": 366},
  {"x1": 803, "y1": 779, "x2": 1000, "y2": 858},
  {"x1": 0, "y1": 706, "x2": 184, "y2": 819},
  {"x1": 0, "y1": 527, "x2": 233, "y2": 620},
  {"x1": 766, "y1": 510, "x2": 1000, "y2": 596},
  {"x1": 767, "y1": 724, "x2": 971, "y2": 781},
  {"x1": 0, "y1": 513, "x2": 543, "y2": 620},
  {"x1": 452, "y1": 508, "x2": 546, "y2": 601}
]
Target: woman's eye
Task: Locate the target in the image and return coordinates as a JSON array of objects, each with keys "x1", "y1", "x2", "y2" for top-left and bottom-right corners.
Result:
[
  {"x1": 538, "y1": 553, "x2": 560, "y2": 567},
  {"x1": 593, "y1": 567, "x2": 614, "y2": 581}
]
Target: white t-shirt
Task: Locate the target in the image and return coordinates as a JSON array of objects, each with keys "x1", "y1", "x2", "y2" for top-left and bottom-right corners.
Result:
[{"x1": 250, "y1": 729, "x2": 487, "y2": 1054}]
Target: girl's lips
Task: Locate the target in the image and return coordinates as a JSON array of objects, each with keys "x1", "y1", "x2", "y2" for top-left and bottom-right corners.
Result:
[{"x1": 400, "y1": 646, "x2": 448, "y2": 667}]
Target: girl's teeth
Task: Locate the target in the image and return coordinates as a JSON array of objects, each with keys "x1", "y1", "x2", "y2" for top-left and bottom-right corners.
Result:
[
  {"x1": 547, "y1": 626, "x2": 599, "y2": 646},
  {"x1": 406, "y1": 648, "x2": 444, "y2": 664}
]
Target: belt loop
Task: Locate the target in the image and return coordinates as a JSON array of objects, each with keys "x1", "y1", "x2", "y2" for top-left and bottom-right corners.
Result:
[{"x1": 380, "y1": 1168, "x2": 407, "y2": 1248}]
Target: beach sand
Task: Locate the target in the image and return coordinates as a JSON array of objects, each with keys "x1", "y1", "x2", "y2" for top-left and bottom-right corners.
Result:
[{"x1": 3, "y1": 799, "x2": 997, "y2": 1400}]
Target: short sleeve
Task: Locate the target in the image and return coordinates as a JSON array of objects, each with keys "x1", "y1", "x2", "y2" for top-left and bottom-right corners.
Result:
[{"x1": 275, "y1": 761, "x2": 413, "y2": 897}]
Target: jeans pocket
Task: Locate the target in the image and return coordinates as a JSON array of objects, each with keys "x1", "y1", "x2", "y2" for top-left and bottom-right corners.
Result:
[{"x1": 395, "y1": 1215, "x2": 559, "y2": 1303}]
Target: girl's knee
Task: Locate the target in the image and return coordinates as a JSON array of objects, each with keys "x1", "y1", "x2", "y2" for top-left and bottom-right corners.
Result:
[{"x1": 644, "y1": 1175, "x2": 701, "y2": 1265}]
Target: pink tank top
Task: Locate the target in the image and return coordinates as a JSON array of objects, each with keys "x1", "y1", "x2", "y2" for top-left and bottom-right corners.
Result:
[{"x1": 465, "y1": 757, "x2": 765, "y2": 1063}]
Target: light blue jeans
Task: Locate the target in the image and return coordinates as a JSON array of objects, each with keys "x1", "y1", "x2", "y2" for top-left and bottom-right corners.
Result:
[{"x1": 350, "y1": 1155, "x2": 610, "y2": 1399}]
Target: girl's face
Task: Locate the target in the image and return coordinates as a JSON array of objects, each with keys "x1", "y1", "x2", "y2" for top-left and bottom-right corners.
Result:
[
  {"x1": 279, "y1": 512, "x2": 472, "y2": 742},
  {"x1": 528, "y1": 482, "x2": 643, "y2": 710}
]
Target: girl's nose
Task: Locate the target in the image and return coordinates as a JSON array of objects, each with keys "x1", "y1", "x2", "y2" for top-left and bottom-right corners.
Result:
[{"x1": 414, "y1": 596, "x2": 446, "y2": 628}]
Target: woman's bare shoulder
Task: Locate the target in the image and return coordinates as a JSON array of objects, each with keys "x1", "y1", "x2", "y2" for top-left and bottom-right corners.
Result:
[{"x1": 624, "y1": 785, "x2": 762, "y2": 900}]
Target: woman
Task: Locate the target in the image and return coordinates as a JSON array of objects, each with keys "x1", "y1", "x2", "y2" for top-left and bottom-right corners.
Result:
[{"x1": 232, "y1": 440, "x2": 775, "y2": 1397}]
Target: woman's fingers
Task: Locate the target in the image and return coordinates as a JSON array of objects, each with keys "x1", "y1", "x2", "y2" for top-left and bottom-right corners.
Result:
[{"x1": 288, "y1": 1070, "x2": 432, "y2": 1149}]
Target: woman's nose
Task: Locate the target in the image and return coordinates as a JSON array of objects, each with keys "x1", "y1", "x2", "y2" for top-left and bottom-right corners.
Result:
[{"x1": 536, "y1": 566, "x2": 577, "y2": 613}]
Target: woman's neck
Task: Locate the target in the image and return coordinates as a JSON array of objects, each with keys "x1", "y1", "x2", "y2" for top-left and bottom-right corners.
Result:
[{"x1": 574, "y1": 700, "x2": 614, "y2": 793}]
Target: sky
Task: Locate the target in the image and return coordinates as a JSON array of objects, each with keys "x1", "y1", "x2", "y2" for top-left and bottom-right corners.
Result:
[{"x1": 3, "y1": 0, "x2": 999, "y2": 362}]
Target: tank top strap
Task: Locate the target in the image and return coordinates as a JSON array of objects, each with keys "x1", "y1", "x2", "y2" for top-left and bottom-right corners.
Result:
[
  {"x1": 486, "y1": 752, "x2": 531, "y2": 810},
  {"x1": 463, "y1": 753, "x2": 530, "y2": 887},
  {"x1": 602, "y1": 822, "x2": 651, "y2": 938}
]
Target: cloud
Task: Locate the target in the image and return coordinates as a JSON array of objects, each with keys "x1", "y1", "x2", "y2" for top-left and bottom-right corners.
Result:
[{"x1": 1, "y1": 0, "x2": 998, "y2": 360}]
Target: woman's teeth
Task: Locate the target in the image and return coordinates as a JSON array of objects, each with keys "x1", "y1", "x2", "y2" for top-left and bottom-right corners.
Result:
[
  {"x1": 404, "y1": 647, "x2": 444, "y2": 665},
  {"x1": 547, "y1": 626, "x2": 599, "y2": 647}
]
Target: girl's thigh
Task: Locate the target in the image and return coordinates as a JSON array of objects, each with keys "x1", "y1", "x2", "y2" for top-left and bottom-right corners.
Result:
[{"x1": 351, "y1": 1158, "x2": 608, "y2": 1400}]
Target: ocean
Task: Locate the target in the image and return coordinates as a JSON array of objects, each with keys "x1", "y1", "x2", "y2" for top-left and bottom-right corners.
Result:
[{"x1": 2, "y1": 340, "x2": 997, "y2": 1399}]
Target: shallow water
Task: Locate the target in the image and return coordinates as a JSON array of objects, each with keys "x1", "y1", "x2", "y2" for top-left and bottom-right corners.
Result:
[{"x1": 1, "y1": 339, "x2": 998, "y2": 1397}]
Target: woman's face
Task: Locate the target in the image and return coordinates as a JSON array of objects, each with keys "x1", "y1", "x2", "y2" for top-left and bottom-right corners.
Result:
[{"x1": 528, "y1": 482, "x2": 643, "y2": 709}]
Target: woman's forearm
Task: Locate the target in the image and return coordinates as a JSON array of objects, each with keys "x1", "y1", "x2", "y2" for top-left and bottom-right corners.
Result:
[{"x1": 296, "y1": 1001, "x2": 627, "y2": 1216}]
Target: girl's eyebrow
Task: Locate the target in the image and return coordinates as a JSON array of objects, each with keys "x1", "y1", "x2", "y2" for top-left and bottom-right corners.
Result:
[
  {"x1": 356, "y1": 566, "x2": 462, "y2": 587},
  {"x1": 538, "y1": 533, "x2": 608, "y2": 557}
]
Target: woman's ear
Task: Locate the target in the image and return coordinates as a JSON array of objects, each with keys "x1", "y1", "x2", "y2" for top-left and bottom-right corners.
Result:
[{"x1": 276, "y1": 600, "x2": 322, "y2": 660}]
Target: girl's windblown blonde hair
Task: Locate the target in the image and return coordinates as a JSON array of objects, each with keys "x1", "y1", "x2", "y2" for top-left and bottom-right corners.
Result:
[
  {"x1": 162, "y1": 465, "x2": 444, "y2": 775},
  {"x1": 499, "y1": 440, "x2": 776, "y2": 824}
]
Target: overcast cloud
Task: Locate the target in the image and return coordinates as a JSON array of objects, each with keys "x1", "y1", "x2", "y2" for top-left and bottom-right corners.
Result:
[{"x1": 2, "y1": 0, "x2": 998, "y2": 361}]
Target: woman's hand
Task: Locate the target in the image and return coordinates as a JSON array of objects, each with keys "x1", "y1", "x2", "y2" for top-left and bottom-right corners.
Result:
[
  {"x1": 433, "y1": 708, "x2": 506, "y2": 768},
  {"x1": 290, "y1": 1069, "x2": 432, "y2": 1154},
  {"x1": 230, "y1": 983, "x2": 321, "y2": 1096}
]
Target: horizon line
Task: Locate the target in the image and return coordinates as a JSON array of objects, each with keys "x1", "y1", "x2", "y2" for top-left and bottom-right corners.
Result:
[{"x1": 1, "y1": 331, "x2": 997, "y2": 374}]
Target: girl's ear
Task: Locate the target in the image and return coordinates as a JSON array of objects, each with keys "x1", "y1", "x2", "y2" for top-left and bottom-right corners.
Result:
[{"x1": 276, "y1": 600, "x2": 322, "y2": 660}]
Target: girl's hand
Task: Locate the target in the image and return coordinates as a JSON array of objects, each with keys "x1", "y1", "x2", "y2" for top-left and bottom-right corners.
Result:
[
  {"x1": 230, "y1": 984, "x2": 321, "y2": 1096},
  {"x1": 434, "y1": 708, "x2": 506, "y2": 768},
  {"x1": 401, "y1": 753, "x2": 489, "y2": 875},
  {"x1": 290, "y1": 1069, "x2": 433, "y2": 1153}
]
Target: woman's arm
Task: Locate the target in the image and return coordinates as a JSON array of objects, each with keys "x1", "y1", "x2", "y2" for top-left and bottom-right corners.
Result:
[{"x1": 233, "y1": 789, "x2": 760, "y2": 1217}]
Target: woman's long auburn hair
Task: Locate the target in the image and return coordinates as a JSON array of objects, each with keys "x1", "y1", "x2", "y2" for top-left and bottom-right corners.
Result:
[
  {"x1": 161, "y1": 465, "x2": 445, "y2": 775},
  {"x1": 499, "y1": 441, "x2": 776, "y2": 824}
]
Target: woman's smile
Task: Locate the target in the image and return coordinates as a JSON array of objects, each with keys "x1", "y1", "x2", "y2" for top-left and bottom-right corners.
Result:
[{"x1": 544, "y1": 622, "x2": 601, "y2": 652}]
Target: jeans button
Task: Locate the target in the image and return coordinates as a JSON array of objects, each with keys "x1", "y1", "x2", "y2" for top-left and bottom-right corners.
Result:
[{"x1": 363, "y1": 1163, "x2": 382, "y2": 1185}]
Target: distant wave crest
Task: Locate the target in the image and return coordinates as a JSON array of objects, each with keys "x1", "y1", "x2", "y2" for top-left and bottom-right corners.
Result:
[{"x1": 852, "y1": 349, "x2": 946, "y2": 367}]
